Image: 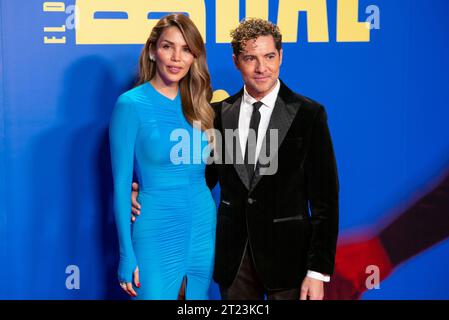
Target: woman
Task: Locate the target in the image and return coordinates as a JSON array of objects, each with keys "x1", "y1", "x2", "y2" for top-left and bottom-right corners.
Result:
[{"x1": 109, "y1": 14, "x2": 216, "y2": 299}]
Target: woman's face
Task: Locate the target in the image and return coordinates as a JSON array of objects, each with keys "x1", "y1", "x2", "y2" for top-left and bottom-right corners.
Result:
[{"x1": 151, "y1": 26, "x2": 195, "y2": 86}]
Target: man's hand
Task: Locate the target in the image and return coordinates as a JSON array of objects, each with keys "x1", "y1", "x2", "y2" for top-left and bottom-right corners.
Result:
[
  {"x1": 300, "y1": 276, "x2": 324, "y2": 300},
  {"x1": 131, "y1": 182, "x2": 141, "y2": 223}
]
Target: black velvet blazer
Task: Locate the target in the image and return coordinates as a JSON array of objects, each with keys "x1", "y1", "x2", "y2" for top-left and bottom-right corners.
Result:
[{"x1": 206, "y1": 80, "x2": 339, "y2": 289}]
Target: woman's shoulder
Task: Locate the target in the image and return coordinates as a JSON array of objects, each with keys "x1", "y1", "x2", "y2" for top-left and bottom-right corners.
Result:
[
  {"x1": 115, "y1": 83, "x2": 152, "y2": 111},
  {"x1": 119, "y1": 83, "x2": 148, "y2": 101}
]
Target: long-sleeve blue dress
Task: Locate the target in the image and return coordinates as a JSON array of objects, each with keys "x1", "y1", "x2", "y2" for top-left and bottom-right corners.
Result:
[{"x1": 109, "y1": 82, "x2": 216, "y2": 300}]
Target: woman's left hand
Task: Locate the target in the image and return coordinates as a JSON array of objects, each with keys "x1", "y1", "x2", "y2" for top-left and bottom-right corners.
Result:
[{"x1": 119, "y1": 266, "x2": 140, "y2": 297}]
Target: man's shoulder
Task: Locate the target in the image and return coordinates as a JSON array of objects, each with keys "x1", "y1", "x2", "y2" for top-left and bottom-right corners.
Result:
[
  {"x1": 211, "y1": 90, "x2": 243, "y2": 112},
  {"x1": 293, "y1": 92, "x2": 324, "y2": 113},
  {"x1": 280, "y1": 82, "x2": 325, "y2": 116}
]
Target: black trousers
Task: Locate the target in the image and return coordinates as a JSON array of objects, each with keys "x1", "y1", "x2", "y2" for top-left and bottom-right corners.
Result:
[{"x1": 219, "y1": 241, "x2": 299, "y2": 300}]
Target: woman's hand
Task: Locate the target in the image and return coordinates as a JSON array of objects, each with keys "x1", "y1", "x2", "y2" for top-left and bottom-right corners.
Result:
[
  {"x1": 131, "y1": 182, "x2": 141, "y2": 222},
  {"x1": 119, "y1": 266, "x2": 140, "y2": 297}
]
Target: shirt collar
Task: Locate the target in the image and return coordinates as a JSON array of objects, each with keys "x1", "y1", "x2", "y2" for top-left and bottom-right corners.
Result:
[{"x1": 243, "y1": 78, "x2": 280, "y2": 109}]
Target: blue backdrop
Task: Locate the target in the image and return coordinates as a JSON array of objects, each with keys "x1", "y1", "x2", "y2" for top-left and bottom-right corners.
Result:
[{"x1": 1, "y1": 0, "x2": 449, "y2": 299}]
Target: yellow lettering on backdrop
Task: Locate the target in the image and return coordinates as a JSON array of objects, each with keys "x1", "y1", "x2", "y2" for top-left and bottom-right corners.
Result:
[
  {"x1": 246, "y1": 0, "x2": 269, "y2": 23},
  {"x1": 277, "y1": 0, "x2": 329, "y2": 42},
  {"x1": 75, "y1": 0, "x2": 206, "y2": 45},
  {"x1": 216, "y1": 0, "x2": 239, "y2": 43},
  {"x1": 212, "y1": 90, "x2": 230, "y2": 103},
  {"x1": 216, "y1": 0, "x2": 269, "y2": 43},
  {"x1": 337, "y1": 0, "x2": 370, "y2": 42},
  {"x1": 43, "y1": 2, "x2": 65, "y2": 12},
  {"x1": 72, "y1": 0, "x2": 371, "y2": 44},
  {"x1": 44, "y1": 36, "x2": 66, "y2": 44},
  {"x1": 44, "y1": 25, "x2": 66, "y2": 32}
]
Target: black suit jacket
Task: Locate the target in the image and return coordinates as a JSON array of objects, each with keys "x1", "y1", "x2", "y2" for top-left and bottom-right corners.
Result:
[{"x1": 206, "y1": 80, "x2": 339, "y2": 289}]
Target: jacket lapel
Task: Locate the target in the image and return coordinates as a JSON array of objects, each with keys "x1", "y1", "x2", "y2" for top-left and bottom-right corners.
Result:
[
  {"x1": 249, "y1": 81, "x2": 302, "y2": 192},
  {"x1": 221, "y1": 91, "x2": 251, "y2": 189}
]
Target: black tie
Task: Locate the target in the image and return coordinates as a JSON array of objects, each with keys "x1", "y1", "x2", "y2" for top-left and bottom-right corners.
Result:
[{"x1": 244, "y1": 101, "x2": 263, "y2": 182}]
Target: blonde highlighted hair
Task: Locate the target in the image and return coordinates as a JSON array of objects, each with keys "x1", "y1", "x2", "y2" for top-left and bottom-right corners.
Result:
[{"x1": 137, "y1": 14, "x2": 214, "y2": 133}]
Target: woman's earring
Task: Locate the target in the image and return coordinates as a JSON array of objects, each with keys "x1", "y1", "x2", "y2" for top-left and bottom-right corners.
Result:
[{"x1": 149, "y1": 55, "x2": 155, "y2": 61}]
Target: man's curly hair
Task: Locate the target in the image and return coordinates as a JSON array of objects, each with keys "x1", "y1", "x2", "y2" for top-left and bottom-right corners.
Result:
[{"x1": 230, "y1": 18, "x2": 282, "y2": 56}]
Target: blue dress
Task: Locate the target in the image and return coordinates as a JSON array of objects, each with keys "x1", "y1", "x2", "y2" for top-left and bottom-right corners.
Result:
[{"x1": 109, "y1": 82, "x2": 216, "y2": 299}]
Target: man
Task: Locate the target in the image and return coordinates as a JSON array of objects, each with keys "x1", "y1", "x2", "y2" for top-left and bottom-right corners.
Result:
[{"x1": 132, "y1": 18, "x2": 339, "y2": 300}]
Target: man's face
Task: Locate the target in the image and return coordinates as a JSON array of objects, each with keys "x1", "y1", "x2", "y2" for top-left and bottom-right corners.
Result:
[{"x1": 233, "y1": 35, "x2": 283, "y2": 100}]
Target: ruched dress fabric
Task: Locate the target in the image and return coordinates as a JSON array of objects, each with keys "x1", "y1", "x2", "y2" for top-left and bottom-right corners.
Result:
[{"x1": 109, "y1": 82, "x2": 216, "y2": 300}]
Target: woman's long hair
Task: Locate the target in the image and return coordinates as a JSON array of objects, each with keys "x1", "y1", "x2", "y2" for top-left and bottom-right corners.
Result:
[{"x1": 136, "y1": 14, "x2": 214, "y2": 134}]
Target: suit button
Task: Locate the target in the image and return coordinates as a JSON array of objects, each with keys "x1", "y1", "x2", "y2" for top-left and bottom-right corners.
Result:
[{"x1": 248, "y1": 198, "x2": 255, "y2": 204}]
